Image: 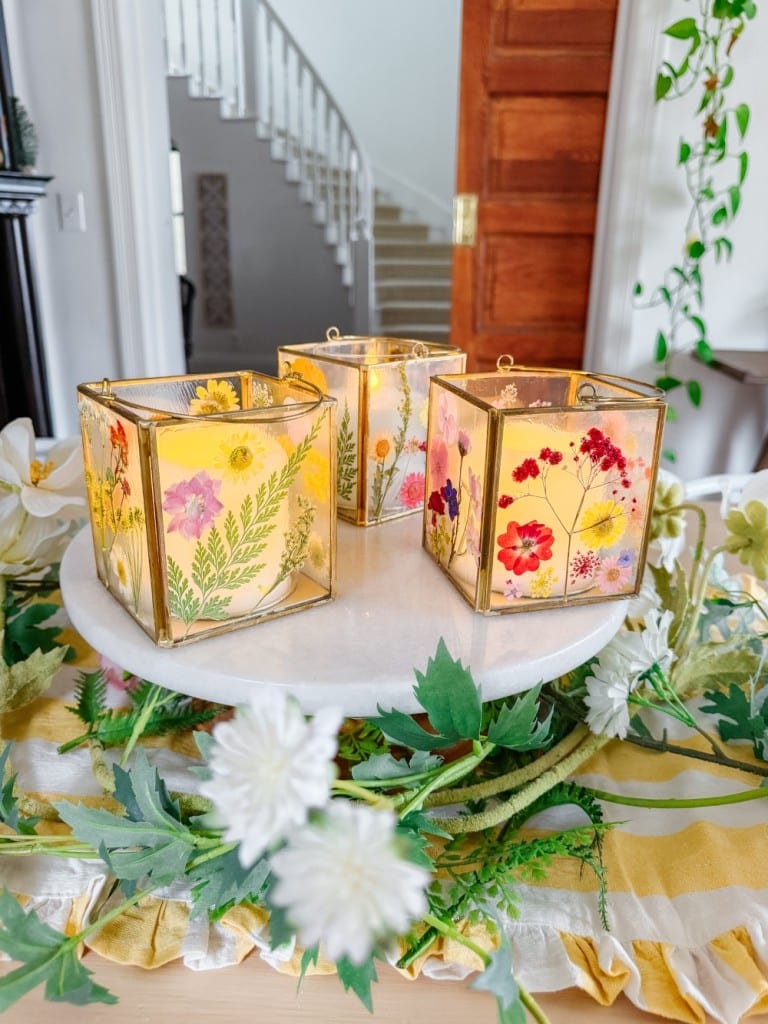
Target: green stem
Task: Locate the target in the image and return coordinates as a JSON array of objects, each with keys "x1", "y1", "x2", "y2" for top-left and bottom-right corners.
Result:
[
  {"x1": 583, "y1": 784, "x2": 768, "y2": 810},
  {"x1": 185, "y1": 840, "x2": 237, "y2": 873},
  {"x1": 519, "y1": 981, "x2": 552, "y2": 1024},
  {"x1": 118, "y1": 684, "x2": 172, "y2": 767},
  {"x1": 395, "y1": 741, "x2": 496, "y2": 818},
  {"x1": 76, "y1": 884, "x2": 155, "y2": 944},
  {"x1": 624, "y1": 728, "x2": 768, "y2": 777},
  {"x1": 675, "y1": 543, "x2": 729, "y2": 659},
  {"x1": 435, "y1": 732, "x2": 609, "y2": 835},
  {"x1": 332, "y1": 778, "x2": 393, "y2": 808},
  {"x1": 421, "y1": 912, "x2": 490, "y2": 967},
  {"x1": 425, "y1": 725, "x2": 590, "y2": 809}
]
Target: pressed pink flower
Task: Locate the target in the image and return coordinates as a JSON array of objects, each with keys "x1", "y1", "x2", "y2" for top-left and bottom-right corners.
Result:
[
  {"x1": 594, "y1": 555, "x2": 633, "y2": 594},
  {"x1": 429, "y1": 437, "x2": 449, "y2": 484},
  {"x1": 163, "y1": 471, "x2": 224, "y2": 540},
  {"x1": 399, "y1": 472, "x2": 425, "y2": 509},
  {"x1": 458, "y1": 430, "x2": 471, "y2": 457},
  {"x1": 99, "y1": 655, "x2": 140, "y2": 693},
  {"x1": 437, "y1": 393, "x2": 458, "y2": 445},
  {"x1": 497, "y1": 520, "x2": 554, "y2": 575}
]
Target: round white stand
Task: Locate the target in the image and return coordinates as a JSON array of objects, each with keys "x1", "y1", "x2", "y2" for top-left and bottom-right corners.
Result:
[{"x1": 60, "y1": 520, "x2": 626, "y2": 717}]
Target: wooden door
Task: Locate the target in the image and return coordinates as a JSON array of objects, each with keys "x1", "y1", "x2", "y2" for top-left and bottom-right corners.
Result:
[{"x1": 451, "y1": 0, "x2": 618, "y2": 371}]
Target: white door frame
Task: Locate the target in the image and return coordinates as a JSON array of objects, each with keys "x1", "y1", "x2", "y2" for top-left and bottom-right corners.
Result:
[{"x1": 90, "y1": 0, "x2": 185, "y2": 380}]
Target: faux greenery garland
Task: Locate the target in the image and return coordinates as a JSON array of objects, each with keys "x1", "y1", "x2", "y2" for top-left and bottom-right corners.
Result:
[
  {"x1": 635, "y1": 0, "x2": 757, "y2": 450},
  {"x1": 0, "y1": 416, "x2": 767, "y2": 1023}
]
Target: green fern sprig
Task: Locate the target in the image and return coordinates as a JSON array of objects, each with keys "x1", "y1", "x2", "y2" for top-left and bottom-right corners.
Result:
[
  {"x1": 336, "y1": 402, "x2": 357, "y2": 501},
  {"x1": 58, "y1": 671, "x2": 226, "y2": 755}
]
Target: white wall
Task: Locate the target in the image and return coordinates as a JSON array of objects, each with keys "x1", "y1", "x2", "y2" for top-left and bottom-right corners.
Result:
[
  {"x1": 5, "y1": 0, "x2": 185, "y2": 439},
  {"x1": 270, "y1": 0, "x2": 462, "y2": 226},
  {"x1": 588, "y1": 0, "x2": 768, "y2": 480}
]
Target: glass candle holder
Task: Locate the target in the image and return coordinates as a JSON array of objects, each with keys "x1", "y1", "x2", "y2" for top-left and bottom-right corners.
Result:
[
  {"x1": 278, "y1": 329, "x2": 466, "y2": 525},
  {"x1": 77, "y1": 371, "x2": 335, "y2": 646},
  {"x1": 423, "y1": 359, "x2": 665, "y2": 613}
]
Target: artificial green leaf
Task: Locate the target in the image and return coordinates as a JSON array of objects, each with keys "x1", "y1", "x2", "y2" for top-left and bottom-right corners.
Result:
[
  {"x1": 728, "y1": 185, "x2": 741, "y2": 218},
  {"x1": 739, "y1": 151, "x2": 749, "y2": 184},
  {"x1": 374, "y1": 706, "x2": 454, "y2": 751},
  {"x1": 188, "y1": 847, "x2": 270, "y2": 919},
  {"x1": 744, "y1": 0, "x2": 757, "y2": 18},
  {"x1": 629, "y1": 713, "x2": 653, "y2": 740},
  {"x1": 721, "y1": 63, "x2": 734, "y2": 86},
  {"x1": 673, "y1": 646, "x2": 762, "y2": 701},
  {"x1": 3, "y1": 601, "x2": 64, "y2": 664},
  {"x1": 700, "y1": 682, "x2": 768, "y2": 757},
  {"x1": 714, "y1": 237, "x2": 734, "y2": 263},
  {"x1": 735, "y1": 103, "x2": 750, "y2": 139},
  {"x1": 0, "y1": 645, "x2": 66, "y2": 714},
  {"x1": 659, "y1": 285, "x2": 672, "y2": 305},
  {"x1": 66, "y1": 671, "x2": 108, "y2": 726},
  {"x1": 412, "y1": 638, "x2": 482, "y2": 743},
  {"x1": 665, "y1": 405, "x2": 678, "y2": 423},
  {"x1": 663, "y1": 449, "x2": 677, "y2": 463},
  {"x1": 0, "y1": 890, "x2": 117, "y2": 1010},
  {"x1": 695, "y1": 340, "x2": 714, "y2": 364},
  {"x1": 265, "y1": 900, "x2": 295, "y2": 950},
  {"x1": 655, "y1": 73, "x2": 672, "y2": 101},
  {"x1": 633, "y1": 281, "x2": 643, "y2": 296},
  {"x1": 687, "y1": 239, "x2": 705, "y2": 259},
  {"x1": 677, "y1": 140, "x2": 691, "y2": 164},
  {"x1": 656, "y1": 376, "x2": 682, "y2": 392},
  {"x1": 712, "y1": 205, "x2": 728, "y2": 226},
  {"x1": 470, "y1": 934, "x2": 523, "y2": 1022},
  {"x1": 486, "y1": 686, "x2": 552, "y2": 751},
  {"x1": 686, "y1": 379, "x2": 702, "y2": 407},
  {"x1": 654, "y1": 330, "x2": 668, "y2": 362},
  {"x1": 299, "y1": 945, "x2": 320, "y2": 983},
  {"x1": 336, "y1": 954, "x2": 378, "y2": 1013},
  {"x1": 351, "y1": 750, "x2": 442, "y2": 783},
  {"x1": 664, "y1": 17, "x2": 698, "y2": 39}
]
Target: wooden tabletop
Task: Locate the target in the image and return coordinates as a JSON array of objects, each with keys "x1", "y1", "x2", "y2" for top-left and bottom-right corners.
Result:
[{"x1": 3, "y1": 953, "x2": 756, "y2": 1023}]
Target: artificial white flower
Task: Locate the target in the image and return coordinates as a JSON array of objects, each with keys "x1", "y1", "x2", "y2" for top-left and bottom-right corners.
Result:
[
  {"x1": 269, "y1": 800, "x2": 430, "y2": 964},
  {"x1": 583, "y1": 654, "x2": 634, "y2": 739},
  {"x1": 199, "y1": 693, "x2": 342, "y2": 868},
  {"x1": 614, "y1": 608, "x2": 675, "y2": 677},
  {"x1": 0, "y1": 418, "x2": 86, "y2": 519},
  {"x1": 0, "y1": 498, "x2": 72, "y2": 576}
]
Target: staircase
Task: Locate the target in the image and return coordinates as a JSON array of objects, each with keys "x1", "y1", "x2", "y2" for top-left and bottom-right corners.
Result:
[
  {"x1": 162, "y1": 0, "x2": 372, "y2": 325},
  {"x1": 373, "y1": 193, "x2": 452, "y2": 343}
]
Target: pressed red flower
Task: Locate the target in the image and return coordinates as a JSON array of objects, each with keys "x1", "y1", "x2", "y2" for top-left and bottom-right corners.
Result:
[
  {"x1": 427, "y1": 489, "x2": 445, "y2": 516},
  {"x1": 512, "y1": 458, "x2": 540, "y2": 483},
  {"x1": 497, "y1": 520, "x2": 554, "y2": 575},
  {"x1": 109, "y1": 421, "x2": 129, "y2": 463},
  {"x1": 498, "y1": 494, "x2": 515, "y2": 509}
]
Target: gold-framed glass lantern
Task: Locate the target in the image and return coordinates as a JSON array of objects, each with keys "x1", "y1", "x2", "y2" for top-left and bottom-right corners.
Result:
[
  {"x1": 278, "y1": 329, "x2": 466, "y2": 525},
  {"x1": 77, "y1": 372, "x2": 336, "y2": 646},
  {"x1": 423, "y1": 360, "x2": 665, "y2": 613}
]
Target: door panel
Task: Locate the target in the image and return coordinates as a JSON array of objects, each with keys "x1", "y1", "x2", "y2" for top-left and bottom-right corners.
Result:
[{"x1": 452, "y1": 0, "x2": 618, "y2": 371}]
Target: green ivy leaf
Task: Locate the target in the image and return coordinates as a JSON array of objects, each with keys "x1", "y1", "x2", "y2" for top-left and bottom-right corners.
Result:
[
  {"x1": 336, "y1": 954, "x2": 378, "y2": 1013},
  {"x1": 728, "y1": 185, "x2": 741, "y2": 217},
  {"x1": 412, "y1": 638, "x2": 482, "y2": 743},
  {"x1": 695, "y1": 339, "x2": 714, "y2": 364},
  {"x1": 677, "y1": 140, "x2": 691, "y2": 164},
  {"x1": 686, "y1": 380, "x2": 702, "y2": 407},
  {"x1": 0, "y1": 890, "x2": 117, "y2": 1010},
  {"x1": 655, "y1": 73, "x2": 673, "y2": 101},
  {"x1": 633, "y1": 281, "x2": 643, "y2": 296},
  {"x1": 714, "y1": 236, "x2": 734, "y2": 262},
  {"x1": 735, "y1": 103, "x2": 750, "y2": 139},
  {"x1": 654, "y1": 330, "x2": 668, "y2": 362},
  {"x1": 486, "y1": 686, "x2": 552, "y2": 751},
  {"x1": 739, "y1": 151, "x2": 749, "y2": 184},
  {"x1": 687, "y1": 239, "x2": 705, "y2": 259},
  {"x1": 712, "y1": 205, "x2": 729, "y2": 226},
  {"x1": 656, "y1": 376, "x2": 682, "y2": 392},
  {"x1": 664, "y1": 17, "x2": 698, "y2": 39}
]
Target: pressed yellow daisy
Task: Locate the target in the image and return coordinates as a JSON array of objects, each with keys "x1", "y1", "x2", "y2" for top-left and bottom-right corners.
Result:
[
  {"x1": 286, "y1": 357, "x2": 328, "y2": 394},
  {"x1": 215, "y1": 432, "x2": 266, "y2": 482},
  {"x1": 115, "y1": 558, "x2": 128, "y2": 588},
  {"x1": 577, "y1": 499, "x2": 627, "y2": 550},
  {"x1": 301, "y1": 448, "x2": 331, "y2": 501},
  {"x1": 189, "y1": 379, "x2": 240, "y2": 415},
  {"x1": 369, "y1": 432, "x2": 393, "y2": 462}
]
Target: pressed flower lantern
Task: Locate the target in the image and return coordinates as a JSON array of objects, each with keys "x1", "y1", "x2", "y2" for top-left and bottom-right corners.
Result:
[
  {"x1": 278, "y1": 328, "x2": 466, "y2": 525},
  {"x1": 423, "y1": 359, "x2": 665, "y2": 613},
  {"x1": 77, "y1": 372, "x2": 335, "y2": 646}
]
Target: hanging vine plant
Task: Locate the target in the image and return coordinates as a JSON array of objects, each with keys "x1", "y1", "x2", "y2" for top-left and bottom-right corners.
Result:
[{"x1": 634, "y1": 0, "x2": 757, "y2": 457}]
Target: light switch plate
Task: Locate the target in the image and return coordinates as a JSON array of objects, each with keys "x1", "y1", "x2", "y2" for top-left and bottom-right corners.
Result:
[{"x1": 57, "y1": 191, "x2": 86, "y2": 232}]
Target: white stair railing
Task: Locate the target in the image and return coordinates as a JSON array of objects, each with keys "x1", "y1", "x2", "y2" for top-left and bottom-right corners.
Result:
[{"x1": 163, "y1": 0, "x2": 372, "y2": 320}]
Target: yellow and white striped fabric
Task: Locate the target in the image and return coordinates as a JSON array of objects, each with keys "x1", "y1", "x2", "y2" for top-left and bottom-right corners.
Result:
[{"x1": 2, "y1": 599, "x2": 768, "y2": 1023}]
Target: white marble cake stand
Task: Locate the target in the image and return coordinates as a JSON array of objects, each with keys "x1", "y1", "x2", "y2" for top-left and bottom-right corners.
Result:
[{"x1": 60, "y1": 519, "x2": 626, "y2": 718}]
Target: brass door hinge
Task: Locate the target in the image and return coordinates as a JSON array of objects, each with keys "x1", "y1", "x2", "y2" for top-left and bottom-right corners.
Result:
[{"x1": 452, "y1": 193, "x2": 478, "y2": 247}]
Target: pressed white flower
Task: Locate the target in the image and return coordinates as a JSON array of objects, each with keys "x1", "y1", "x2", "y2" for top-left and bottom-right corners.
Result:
[
  {"x1": 199, "y1": 693, "x2": 342, "y2": 868},
  {"x1": 583, "y1": 656, "x2": 633, "y2": 739},
  {"x1": 0, "y1": 418, "x2": 86, "y2": 519},
  {"x1": 269, "y1": 801, "x2": 430, "y2": 964}
]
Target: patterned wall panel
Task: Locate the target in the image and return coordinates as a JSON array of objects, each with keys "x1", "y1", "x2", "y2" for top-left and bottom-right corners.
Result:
[{"x1": 197, "y1": 173, "x2": 234, "y2": 329}]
